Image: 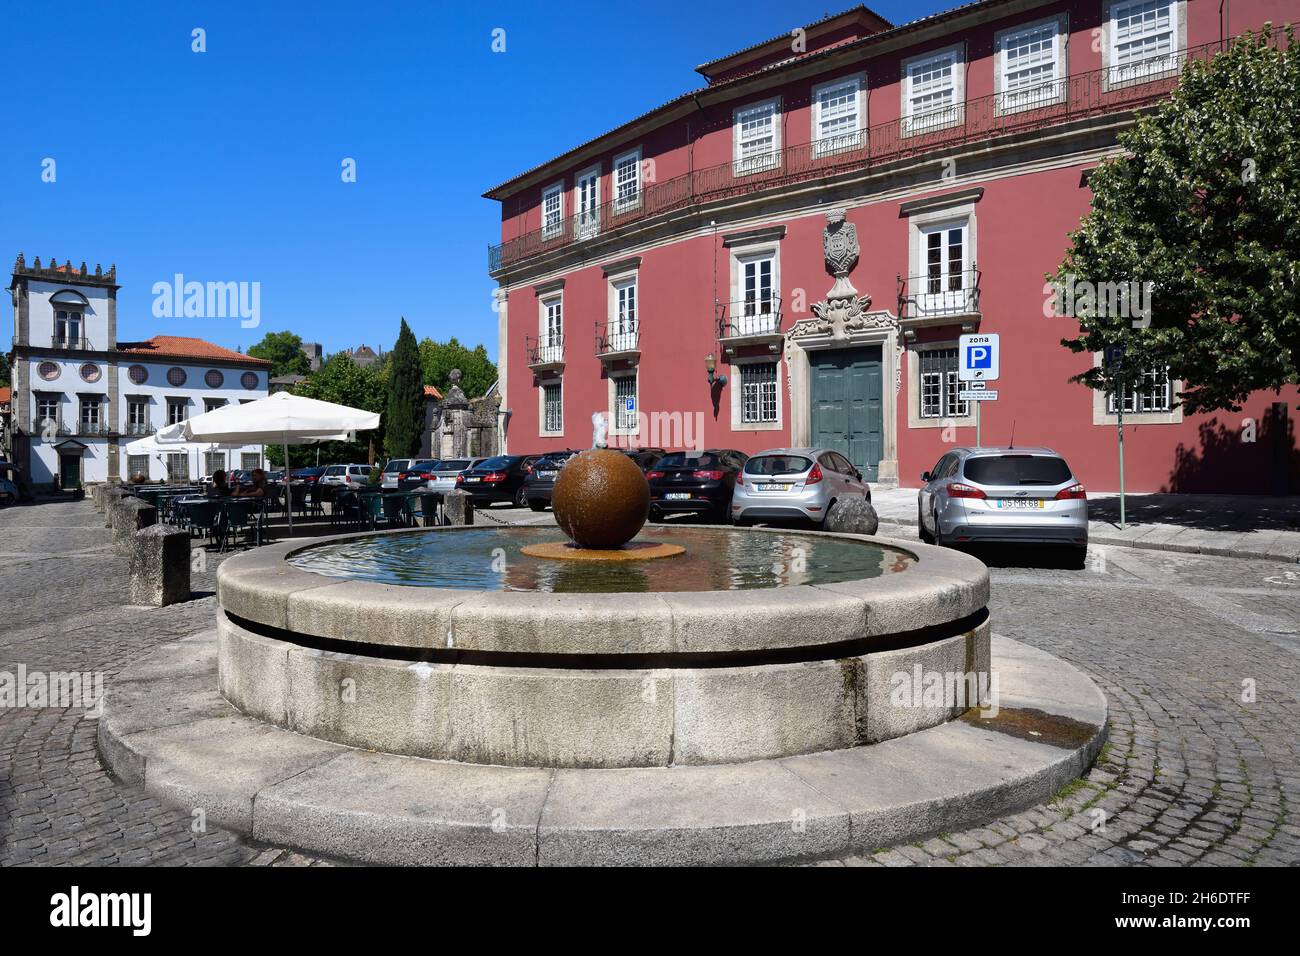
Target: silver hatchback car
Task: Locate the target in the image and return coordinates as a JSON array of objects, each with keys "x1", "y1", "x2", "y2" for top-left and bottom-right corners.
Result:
[
  {"x1": 917, "y1": 446, "x2": 1088, "y2": 556},
  {"x1": 731, "y1": 447, "x2": 871, "y2": 526}
]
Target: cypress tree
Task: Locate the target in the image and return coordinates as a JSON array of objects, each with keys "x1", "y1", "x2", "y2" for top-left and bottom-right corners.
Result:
[{"x1": 384, "y1": 318, "x2": 425, "y2": 459}]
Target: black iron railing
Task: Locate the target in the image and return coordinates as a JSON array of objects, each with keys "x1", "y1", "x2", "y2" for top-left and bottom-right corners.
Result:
[
  {"x1": 717, "y1": 296, "x2": 783, "y2": 339},
  {"x1": 526, "y1": 334, "x2": 564, "y2": 366},
  {"x1": 595, "y1": 322, "x2": 639, "y2": 355},
  {"x1": 897, "y1": 268, "x2": 981, "y2": 319},
  {"x1": 488, "y1": 32, "x2": 1285, "y2": 274}
]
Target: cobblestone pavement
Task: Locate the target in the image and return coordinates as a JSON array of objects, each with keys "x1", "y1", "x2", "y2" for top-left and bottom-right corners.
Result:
[{"x1": 1, "y1": 500, "x2": 1297, "y2": 866}]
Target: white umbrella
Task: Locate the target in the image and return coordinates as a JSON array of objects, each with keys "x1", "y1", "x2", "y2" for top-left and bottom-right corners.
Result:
[{"x1": 158, "y1": 391, "x2": 381, "y2": 532}]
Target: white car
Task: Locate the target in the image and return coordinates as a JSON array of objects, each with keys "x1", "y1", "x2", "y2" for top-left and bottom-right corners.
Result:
[
  {"x1": 424, "y1": 458, "x2": 486, "y2": 494},
  {"x1": 381, "y1": 458, "x2": 414, "y2": 490},
  {"x1": 319, "y1": 464, "x2": 373, "y2": 491}
]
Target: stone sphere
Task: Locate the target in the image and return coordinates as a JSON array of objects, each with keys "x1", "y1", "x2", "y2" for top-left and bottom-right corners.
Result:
[{"x1": 552, "y1": 449, "x2": 649, "y2": 549}]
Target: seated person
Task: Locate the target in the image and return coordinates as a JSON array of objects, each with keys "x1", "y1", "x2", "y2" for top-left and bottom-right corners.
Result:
[
  {"x1": 207, "y1": 470, "x2": 231, "y2": 497},
  {"x1": 234, "y1": 468, "x2": 268, "y2": 498}
]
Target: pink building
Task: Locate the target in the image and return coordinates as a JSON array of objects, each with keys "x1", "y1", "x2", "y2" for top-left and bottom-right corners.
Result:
[{"x1": 486, "y1": 0, "x2": 1299, "y2": 494}]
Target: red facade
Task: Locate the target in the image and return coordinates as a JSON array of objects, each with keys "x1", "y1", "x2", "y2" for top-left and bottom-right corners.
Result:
[{"x1": 488, "y1": 0, "x2": 1300, "y2": 494}]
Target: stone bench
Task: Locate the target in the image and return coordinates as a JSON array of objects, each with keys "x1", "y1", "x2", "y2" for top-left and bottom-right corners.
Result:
[{"x1": 129, "y1": 524, "x2": 191, "y2": 606}]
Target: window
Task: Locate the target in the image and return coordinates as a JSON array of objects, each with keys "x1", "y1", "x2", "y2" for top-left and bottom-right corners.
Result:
[
  {"x1": 613, "y1": 150, "x2": 641, "y2": 211},
  {"x1": 204, "y1": 451, "x2": 226, "y2": 476},
  {"x1": 129, "y1": 364, "x2": 148, "y2": 385},
  {"x1": 733, "y1": 98, "x2": 780, "y2": 175},
  {"x1": 168, "y1": 399, "x2": 188, "y2": 426},
  {"x1": 166, "y1": 453, "x2": 189, "y2": 481},
  {"x1": 611, "y1": 278, "x2": 637, "y2": 351},
  {"x1": 55, "y1": 309, "x2": 83, "y2": 347},
  {"x1": 241, "y1": 371, "x2": 259, "y2": 390},
  {"x1": 542, "y1": 382, "x2": 563, "y2": 434},
  {"x1": 36, "y1": 395, "x2": 60, "y2": 432},
  {"x1": 575, "y1": 166, "x2": 600, "y2": 238},
  {"x1": 241, "y1": 453, "x2": 261, "y2": 471},
  {"x1": 1109, "y1": 0, "x2": 1179, "y2": 86},
  {"x1": 79, "y1": 397, "x2": 103, "y2": 432},
  {"x1": 541, "y1": 182, "x2": 564, "y2": 238},
  {"x1": 915, "y1": 222, "x2": 973, "y2": 314},
  {"x1": 127, "y1": 455, "x2": 150, "y2": 480},
  {"x1": 38, "y1": 361, "x2": 59, "y2": 381},
  {"x1": 740, "y1": 362, "x2": 778, "y2": 424},
  {"x1": 127, "y1": 398, "x2": 150, "y2": 435},
  {"x1": 205, "y1": 369, "x2": 224, "y2": 388},
  {"x1": 614, "y1": 374, "x2": 638, "y2": 432},
  {"x1": 204, "y1": 398, "x2": 227, "y2": 413},
  {"x1": 904, "y1": 47, "x2": 963, "y2": 135},
  {"x1": 1107, "y1": 366, "x2": 1172, "y2": 413},
  {"x1": 79, "y1": 363, "x2": 101, "y2": 383},
  {"x1": 998, "y1": 18, "x2": 1065, "y2": 113},
  {"x1": 813, "y1": 75, "x2": 864, "y2": 155},
  {"x1": 540, "y1": 296, "x2": 563, "y2": 363},
  {"x1": 919, "y1": 348, "x2": 969, "y2": 419},
  {"x1": 166, "y1": 367, "x2": 187, "y2": 387},
  {"x1": 737, "y1": 254, "x2": 777, "y2": 334}
]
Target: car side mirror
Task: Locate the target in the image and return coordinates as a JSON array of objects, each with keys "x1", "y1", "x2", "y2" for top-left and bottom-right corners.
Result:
[{"x1": 921, "y1": 471, "x2": 931, "y2": 482}]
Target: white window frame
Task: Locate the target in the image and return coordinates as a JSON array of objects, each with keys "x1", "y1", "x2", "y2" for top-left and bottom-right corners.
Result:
[
  {"x1": 538, "y1": 294, "x2": 563, "y2": 364},
  {"x1": 539, "y1": 379, "x2": 564, "y2": 437},
  {"x1": 541, "y1": 182, "x2": 564, "y2": 239},
  {"x1": 1091, "y1": 354, "x2": 1183, "y2": 424},
  {"x1": 79, "y1": 396, "x2": 103, "y2": 430},
  {"x1": 732, "y1": 97, "x2": 782, "y2": 176},
  {"x1": 729, "y1": 244, "x2": 781, "y2": 337},
  {"x1": 612, "y1": 148, "x2": 642, "y2": 212},
  {"x1": 916, "y1": 220, "x2": 972, "y2": 315},
  {"x1": 739, "y1": 361, "x2": 779, "y2": 425},
  {"x1": 574, "y1": 164, "x2": 601, "y2": 239},
  {"x1": 900, "y1": 44, "x2": 965, "y2": 137},
  {"x1": 608, "y1": 371, "x2": 639, "y2": 437},
  {"x1": 728, "y1": 355, "x2": 783, "y2": 432},
  {"x1": 54, "y1": 309, "x2": 83, "y2": 347},
  {"x1": 167, "y1": 398, "x2": 188, "y2": 426},
  {"x1": 812, "y1": 73, "x2": 866, "y2": 157},
  {"x1": 1103, "y1": 0, "x2": 1184, "y2": 90},
  {"x1": 907, "y1": 343, "x2": 976, "y2": 430},
  {"x1": 35, "y1": 394, "x2": 61, "y2": 432},
  {"x1": 607, "y1": 273, "x2": 638, "y2": 353},
  {"x1": 995, "y1": 14, "x2": 1068, "y2": 115},
  {"x1": 127, "y1": 398, "x2": 149, "y2": 432}
]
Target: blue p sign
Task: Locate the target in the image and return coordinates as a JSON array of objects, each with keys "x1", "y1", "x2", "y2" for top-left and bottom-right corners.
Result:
[{"x1": 966, "y1": 345, "x2": 992, "y2": 369}]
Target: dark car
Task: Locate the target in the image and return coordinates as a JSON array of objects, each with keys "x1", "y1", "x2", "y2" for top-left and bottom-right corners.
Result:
[
  {"x1": 456, "y1": 455, "x2": 534, "y2": 507},
  {"x1": 395, "y1": 459, "x2": 443, "y2": 491},
  {"x1": 647, "y1": 449, "x2": 748, "y2": 522},
  {"x1": 521, "y1": 450, "x2": 578, "y2": 511},
  {"x1": 623, "y1": 447, "x2": 666, "y2": 471},
  {"x1": 291, "y1": 466, "x2": 327, "y2": 487}
]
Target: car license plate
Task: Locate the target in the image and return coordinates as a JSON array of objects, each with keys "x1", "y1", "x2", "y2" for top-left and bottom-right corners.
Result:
[
  {"x1": 665, "y1": 493, "x2": 692, "y2": 500},
  {"x1": 465, "y1": 477, "x2": 480, "y2": 482},
  {"x1": 759, "y1": 483, "x2": 790, "y2": 492},
  {"x1": 539, "y1": 471, "x2": 556, "y2": 479},
  {"x1": 996, "y1": 499, "x2": 1043, "y2": 509}
]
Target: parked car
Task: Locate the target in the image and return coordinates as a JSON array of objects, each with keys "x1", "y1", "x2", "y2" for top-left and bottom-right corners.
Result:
[
  {"x1": 623, "y1": 447, "x2": 666, "y2": 471},
  {"x1": 381, "y1": 458, "x2": 415, "y2": 490},
  {"x1": 731, "y1": 447, "x2": 871, "y2": 527},
  {"x1": 521, "y1": 450, "x2": 578, "y2": 511},
  {"x1": 455, "y1": 455, "x2": 534, "y2": 507},
  {"x1": 646, "y1": 449, "x2": 748, "y2": 522},
  {"x1": 395, "y1": 459, "x2": 443, "y2": 490},
  {"x1": 422, "y1": 457, "x2": 487, "y2": 494},
  {"x1": 319, "y1": 464, "x2": 374, "y2": 491},
  {"x1": 291, "y1": 466, "x2": 327, "y2": 488},
  {"x1": 917, "y1": 446, "x2": 1087, "y2": 561}
]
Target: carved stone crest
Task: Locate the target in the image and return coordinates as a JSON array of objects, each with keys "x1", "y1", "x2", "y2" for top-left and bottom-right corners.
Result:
[{"x1": 788, "y1": 209, "x2": 879, "y2": 343}]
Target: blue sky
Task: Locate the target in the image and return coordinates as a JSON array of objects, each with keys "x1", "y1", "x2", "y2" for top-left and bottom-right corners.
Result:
[{"x1": 2, "y1": 0, "x2": 948, "y2": 362}]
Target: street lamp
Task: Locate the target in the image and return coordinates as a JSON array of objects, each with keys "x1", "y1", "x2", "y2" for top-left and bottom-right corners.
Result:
[{"x1": 705, "y1": 352, "x2": 727, "y2": 386}]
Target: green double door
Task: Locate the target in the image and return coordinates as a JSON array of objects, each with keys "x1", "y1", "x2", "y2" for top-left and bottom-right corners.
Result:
[{"x1": 810, "y1": 346, "x2": 883, "y2": 481}]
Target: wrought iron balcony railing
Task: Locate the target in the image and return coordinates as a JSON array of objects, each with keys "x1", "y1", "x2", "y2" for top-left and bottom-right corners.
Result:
[
  {"x1": 123, "y1": 421, "x2": 154, "y2": 436},
  {"x1": 897, "y1": 268, "x2": 981, "y2": 320},
  {"x1": 526, "y1": 335, "x2": 565, "y2": 367},
  {"x1": 595, "y1": 322, "x2": 639, "y2": 356},
  {"x1": 717, "y1": 297, "x2": 783, "y2": 340},
  {"x1": 488, "y1": 31, "x2": 1285, "y2": 274},
  {"x1": 75, "y1": 420, "x2": 113, "y2": 436}
]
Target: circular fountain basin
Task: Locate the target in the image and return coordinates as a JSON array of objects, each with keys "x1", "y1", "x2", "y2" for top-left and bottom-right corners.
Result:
[{"x1": 216, "y1": 525, "x2": 990, "y2": 768}]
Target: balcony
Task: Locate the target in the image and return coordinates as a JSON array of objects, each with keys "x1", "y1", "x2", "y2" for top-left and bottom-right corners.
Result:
[
  {"x1": 123, "y1": 420, "x2": 155, "y2": 437},
  {"x1": 897, "y1": 268, "x2": 981, "y2": 337},
  {"x1": 75, "y1": 420, "x2": 113, "y2": 437},
  {"x1": 594, "y1": 322, "x2": 639, "y2": 365},
  {"x1": 487, "y1": 33, "x2": 1279, "y2": 276},
  {"x1": 717, "y1": 297, "x2": 783, "y2": 356},
  {"x1": 526, "y1": 335, "x2": 565, "y2": 373}
]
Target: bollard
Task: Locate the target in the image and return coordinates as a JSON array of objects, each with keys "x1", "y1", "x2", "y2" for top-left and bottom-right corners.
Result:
[
  {"x1": 103, "y1": 487, "x2": 126, "y2": 526},
  {"x1": 128, "y1": 524, "x2": 191, "y2": 606},
  {"x1": 111, "y1": 497, "x2": 158, "y2": 555},
  {"x1": 442, "y1": 489, "x2": 474, "y2": 526}
]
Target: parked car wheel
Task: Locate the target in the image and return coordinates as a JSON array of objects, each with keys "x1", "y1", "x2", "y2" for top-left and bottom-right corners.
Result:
[
  {"x1": 918, "y1": 503, "x2": 935, "y2": 544},
  {"x1": 1067, "y1": 545, "x2": 1089, "y2": 570},
  {"x1": 648, "y1": 506, "x2": 663, "y2": 523},
  {"x1": 514, "y1": 486, "x2": 528, "y2": 508},
  {"x1": 931, "y1": 506, "x2": 945, "y2": 547}
]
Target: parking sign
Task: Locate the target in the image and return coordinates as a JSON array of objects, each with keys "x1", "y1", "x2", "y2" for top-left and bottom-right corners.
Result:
[{"x1": 959, "y1": 333, "x2": 1000, "y2": 381}]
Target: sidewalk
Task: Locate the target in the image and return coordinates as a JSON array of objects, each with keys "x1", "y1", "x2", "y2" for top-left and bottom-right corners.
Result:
[{"x1": 870, "y1": 487, "x2": 1300, "y2": 562}]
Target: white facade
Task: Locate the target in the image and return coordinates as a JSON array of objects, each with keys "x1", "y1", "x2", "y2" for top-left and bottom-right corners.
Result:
[{"x1": 9, "y1": 256, "x2": 269, "y2": 489}]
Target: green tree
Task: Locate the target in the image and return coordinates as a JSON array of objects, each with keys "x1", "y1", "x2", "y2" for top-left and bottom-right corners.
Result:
[
  {"x1": 384, "y1": 318, "x2": 425, "y2": 460},
  {"x1": 1055, "y1": 26, "x2": 1299, "y2": 414},
  {"x1": 266, "y1": 353, "x2": 385, "y2": 468},
  {"x1": 418, "y1": 336, "x2": 497, "y2": 398},
  {"x1": 0, "y1": 351, "x2": 10, "y2": 388},
  {"x1": 248, "y1": 331, "x2": 311, "y2": 378}
]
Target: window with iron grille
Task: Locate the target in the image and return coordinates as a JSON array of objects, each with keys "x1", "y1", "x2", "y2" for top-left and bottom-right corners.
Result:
[
  {"x1": 919, "y1": 348, "x2": 969, "y2": 419},
  {"x1": 1107, "y1": 366, "x2": 1172, "y2": 413},
  {"x1": 1000, "y1": 20, "x2": 1062, "y2": 112},
  {"x1": 614, "y1": 374, "x2": 638, "y2": 431},
  {"x1": 241, "y1": 453, "x2": 261, "y2": 471},
  {"x1": 1110, "y1": 0, "x2": 1179, "y2": 84},
  {"x1": 204, "y1": 451, "x2": 226, "y2": 475},
  {"x1": 127, "y1": 455, "x2": 149, "y2": 480},
  {"x1": 740, "y1": 363, "x2": 778, "y2": 424},
  {"x1": 166, "y1": 453, "x2": 189, "y2": 481},
  {"x1": 614, "y1": 151, "x2": 640, "y2": 209},
  {"x1": 542, "y1": 382, "x2": 562, "y2": 433},
  {"x1": 734, "y1": 99, "x2": 779, "y2": 174}
]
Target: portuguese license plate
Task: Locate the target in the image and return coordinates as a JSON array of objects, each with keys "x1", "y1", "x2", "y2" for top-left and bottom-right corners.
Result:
[
  {"x1": 539, "y1": 471, "x2": 556, "y2": 479},
  {"x1": 996, "y1": 499, "x2": 1044, "y2": 509},
  {"x1": 464, "y1": 477, "x2": 480, "y2": 482},
  {"x1": 665, "y1": 492, "x2": 692, "y2": 500},
  {"x1": 760, "y1": 483, "x2": 790, "y2": 492}
]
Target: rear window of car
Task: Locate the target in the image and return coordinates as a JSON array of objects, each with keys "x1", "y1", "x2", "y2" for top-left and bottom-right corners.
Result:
[
  {"x1": 383, "y1": 460, "x2": 408, "y2": 473},
  {"x1": 478, "y1": 456, "x2": 514, "y2": 470},
  {"x1": 324, "y1": 466, "x2": 342, "y2": 475},
  {"x1": 745, "y1": 455, "x2": 813, "y2": 476},
  {"x1": 656, "y1": 452, "x2": 720, "y2": 468},
  {"x1": 963, "y1": 455, "x2": 1072, "y2": 486},
  {"x1": 439, "y1": 460, "x2": 471, "y2": 471}
]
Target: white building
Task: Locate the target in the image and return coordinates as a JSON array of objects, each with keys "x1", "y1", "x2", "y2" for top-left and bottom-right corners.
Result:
[{"x1": 7, "y1": 254, "x2": 270, "y2": 490}]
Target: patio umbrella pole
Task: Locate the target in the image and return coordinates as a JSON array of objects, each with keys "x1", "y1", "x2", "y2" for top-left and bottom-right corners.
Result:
[{"x1": 284, "y1": 440, "x2": 293, "y2": 535}]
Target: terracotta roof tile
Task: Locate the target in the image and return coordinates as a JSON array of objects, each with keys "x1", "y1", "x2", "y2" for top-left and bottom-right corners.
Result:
[
  {"x1": 116, "y1": 335, "x2": 271, "y2": 365},
  {"x1": 0, "y1": 386, "x2": 11, "y2": 404},
  {"x1": 424, "y1": 384, "x2": 443, "y2": 400}
]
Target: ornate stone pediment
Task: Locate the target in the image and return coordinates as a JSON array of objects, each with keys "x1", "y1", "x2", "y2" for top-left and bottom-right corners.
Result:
[{"x1": 788, "y1": 208, "x2": 898, "y2": 345}]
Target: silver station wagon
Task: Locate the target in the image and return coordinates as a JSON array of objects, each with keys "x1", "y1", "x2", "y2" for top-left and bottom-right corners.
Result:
[
  {"x1": 917, "y1": 446, "x2": 1088, "y2": 559},
  {"x1": 731, "y1": 447, "x2": 871, "y2": 526}
]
